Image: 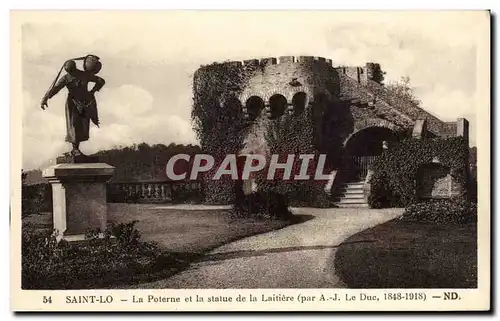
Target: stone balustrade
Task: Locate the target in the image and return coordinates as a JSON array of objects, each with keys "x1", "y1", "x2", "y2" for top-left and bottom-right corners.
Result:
[{"x1": 107, "y1": 180, "x2": 202, "y2": 203}]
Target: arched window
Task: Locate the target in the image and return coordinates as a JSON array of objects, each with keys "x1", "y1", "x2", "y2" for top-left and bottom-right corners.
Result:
[
  {"x1": 245, "y1": 96, "x2": 265, "y2": 121},
  {"x1": 224, "y1": 96, "x2": 242, "y2": 111},
  {"x1": 292, "y1": 92, "x2": 307, "y2": 115},
  {"x1": 224, "y1": 96, "x2": 243, "y2": 120},
  {"x1": 268, "y1": 94, "x2": 287, "y2": 119}
]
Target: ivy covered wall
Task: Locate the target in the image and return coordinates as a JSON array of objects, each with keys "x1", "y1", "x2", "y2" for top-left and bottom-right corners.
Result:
[
  {"x1": 368, "y1": 136, "x2": 469, "y2": 208},
  {"x1": 191, "y1": 62, "x2": 251, "y2": 204},
  {"x1": 191, "y1": 61, "x2": 337, "y2": 206}
]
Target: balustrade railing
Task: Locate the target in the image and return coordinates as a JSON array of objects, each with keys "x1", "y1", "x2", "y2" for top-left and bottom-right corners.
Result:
[{"x1": 107, "y1": 180, "x2": 202, "y2": 203}]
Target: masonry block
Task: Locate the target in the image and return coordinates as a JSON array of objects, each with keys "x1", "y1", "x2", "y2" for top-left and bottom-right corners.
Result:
[
  {"x1": 279, "y1": 56, "x2": 295, "y2": 63},
  {"x1": 297, "y1": 56, "x2": 315, "y2": 63},
  {"x1": 243, "y1": 59, "x2": 260, "y2": 67},
  {"x1": 456, "y1": 117, "x2": 469, "y2": 142},
  {"x1": 260, "y1": 57, "x2": 277, "y2": 65}
]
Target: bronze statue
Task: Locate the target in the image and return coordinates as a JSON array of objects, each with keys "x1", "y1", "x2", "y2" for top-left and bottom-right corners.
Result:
[{"x1": 41, "y1": 54, "x2": 105, "y2": 157}]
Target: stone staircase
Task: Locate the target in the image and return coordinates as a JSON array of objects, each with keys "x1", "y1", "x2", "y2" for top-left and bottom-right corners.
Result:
[{"x1": 334, "y1": 180, "x2": 369, "y2": 208}]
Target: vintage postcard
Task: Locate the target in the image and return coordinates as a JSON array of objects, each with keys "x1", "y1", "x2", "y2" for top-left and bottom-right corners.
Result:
[{"x1": 10, "y1": 10, "x2": 490, "y2": 312}]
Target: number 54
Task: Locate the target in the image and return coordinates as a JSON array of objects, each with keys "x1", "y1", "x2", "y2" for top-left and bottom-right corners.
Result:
[{"x1": 43, "y1": 296, "x2": 52, "y2": 304}]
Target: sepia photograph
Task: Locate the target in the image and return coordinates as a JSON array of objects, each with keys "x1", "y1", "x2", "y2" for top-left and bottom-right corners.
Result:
[{"x1": 10, "y1": 9, "x2": 490, "y2": 311}]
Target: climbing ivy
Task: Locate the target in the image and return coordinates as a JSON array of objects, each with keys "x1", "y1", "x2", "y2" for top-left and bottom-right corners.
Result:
[
  {"x1": 192, "y1": 62, "x2": 248, "y2": 154},
  {"x1": 191, "y1": 61, "x2": 335, "y2": 207},
  {"x1": 368, "y1": 136, "x2": 469, "y2": 208},
  {"x1": 191, "y1": 61, "x2": 255, "y2": 204},
  {"x1": 253, "y1": 105, "x2": 336, "y2": 207}
]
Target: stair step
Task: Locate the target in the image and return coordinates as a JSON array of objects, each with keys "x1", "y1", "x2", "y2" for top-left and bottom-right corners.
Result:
[
  {"x1": 342, "y1": 189, "x2": 365, "y2": 195},
  {"x1": 341, "y1": 187, "x2": 364, "y2": 192},
  {"x1": 346, "y1": 182, "x2": 365, "y2": 186},
  {"x1": 336, "y1": 203, "x2": 370, "y2": 208},
  {"x1": 340, "y1": 194, "x2": 365, "y2": 200},
  {"x1": 332, "y1": 181, "x2": 368, "y2": 208},
  {"x1": 337, "y1": 188, "x2": 364, "y2": 195},
  {"x1": 337, "y1": 198, "x2": 368, "y2": 204},
  {"x1": 344, "y1": 186, "x2": 364, "y2": 191}
]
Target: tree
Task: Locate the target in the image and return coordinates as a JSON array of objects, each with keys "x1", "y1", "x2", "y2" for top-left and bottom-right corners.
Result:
[
  {"x1": 385, "y1": 76, "x2": 421, "y2": 107},
  {"x1": 21, "y1": 170, "x2": 27, "y2": 185}
]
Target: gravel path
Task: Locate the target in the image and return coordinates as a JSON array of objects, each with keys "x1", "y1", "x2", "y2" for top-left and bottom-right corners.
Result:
[{"x1": 141, "y1": 207, "x2": 403, "y2": 288}]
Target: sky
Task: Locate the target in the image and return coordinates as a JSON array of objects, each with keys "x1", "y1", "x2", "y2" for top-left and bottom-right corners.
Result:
[{"x1": 19, "y1": 11, "x2": 487, "y2": 170}]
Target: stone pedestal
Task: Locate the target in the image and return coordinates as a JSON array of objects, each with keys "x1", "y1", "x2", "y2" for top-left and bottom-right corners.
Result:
[
  {"x1": 56, "y1": 154, "x2": 100, "y2": 164},
  {"x1": 42, "y1": 163, "x2": 115, "y2": 242}
]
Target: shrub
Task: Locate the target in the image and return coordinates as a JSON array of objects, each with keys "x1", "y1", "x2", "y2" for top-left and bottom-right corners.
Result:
[
  {"x1": 367, "y1": 171, "x2": 393, "y2": 209},
  {"x1": 402, "y1": 198, "x2": 477, "y2": 224},
  {"x1": 107, "y1": 221, "x2": 141, "y2": 247},
  {"x1": 21, "y1": 226, "x2": 60, "y2": 288},
  {"x1": 21, "y1": 221, "x2": 182, "y2": 289},
  {"x1": 22, "y1": 184, "x2": 52, "y2": 216},
  {"x1": 232, "y1": 191, "x2": 293, "y2": 220},
  {"x1": 172, "y1": 183, "x2": 204, "y2": 204}
]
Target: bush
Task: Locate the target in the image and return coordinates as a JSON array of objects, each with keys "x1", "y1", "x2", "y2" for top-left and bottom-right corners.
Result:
[
  {"x1": 367, "y1": 171, "x2": 394, "y2": 209},
  {"x1": 202, "y1": 176, "x2": 237, "y2": 205},
  {"x1": 172, "y1": 183, "x2": 204, "y2": 204},
  {"x1": 22, "y1": 184, "x2": 52, "y2": 216},
  {"x1": 271, "y1": 181, "x2": 337, "y2": 208},
  {"x1": 21, "y1": 221, "x2": 185, "y2": 289},
  {"x1": 232, "y1": 191, "x2": 293, "y2": 220},
  {"x1": 402, "y1": 198, "x2": 477, "y2": 224}
]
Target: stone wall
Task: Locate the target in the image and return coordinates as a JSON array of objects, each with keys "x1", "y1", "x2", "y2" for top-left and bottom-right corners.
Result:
[
  {"x1": 238, "y1": 56, "x2": 340, "y2": 105},
  {"x1": 416, "y1": 162, "x2": 464, "y2": 199}
]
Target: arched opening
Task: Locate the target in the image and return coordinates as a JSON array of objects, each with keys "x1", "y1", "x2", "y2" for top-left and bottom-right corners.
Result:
[
  {"x1": 224, "y1": 96, "x2": 242, "y2": 110},
  {"x1": 268, "y1": 94, "x2": 287, "y2": 119},
  {"x1": 245, "y1": 96, "x2": 264, "y2": 121},
  {"x1": 223, "y1": 96, "x2": 243, "y2": 120},
  {"x1": 343, "y1": 126, "x2": 397, "y2": 180},
  {"x1": 292, "y1": 92, "x2": 307, "y2": 115},
  {"x1": 344, "y1": 126, "x2": 397, "y2": 157},
  {"x1": 416, "y1": 163, "x2": 452, "y2": 199}
]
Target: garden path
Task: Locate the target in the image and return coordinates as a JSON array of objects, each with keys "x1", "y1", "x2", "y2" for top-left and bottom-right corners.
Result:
[{"x1": 140, "y1": 207, "x2": 403, "y2": 288}]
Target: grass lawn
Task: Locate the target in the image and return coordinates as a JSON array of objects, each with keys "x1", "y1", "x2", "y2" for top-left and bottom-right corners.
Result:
[
  {"x1": 334, "y1": 218, "x2": 477, "y2": 288},
  {"x1": 22, "y1": 203, "x2": 311, "y2": 289}
]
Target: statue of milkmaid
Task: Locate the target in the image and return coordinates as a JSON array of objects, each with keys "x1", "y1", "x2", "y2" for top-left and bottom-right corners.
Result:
[{"x1": 41, "y1": 54, "x2": 105, "y2": 157}]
